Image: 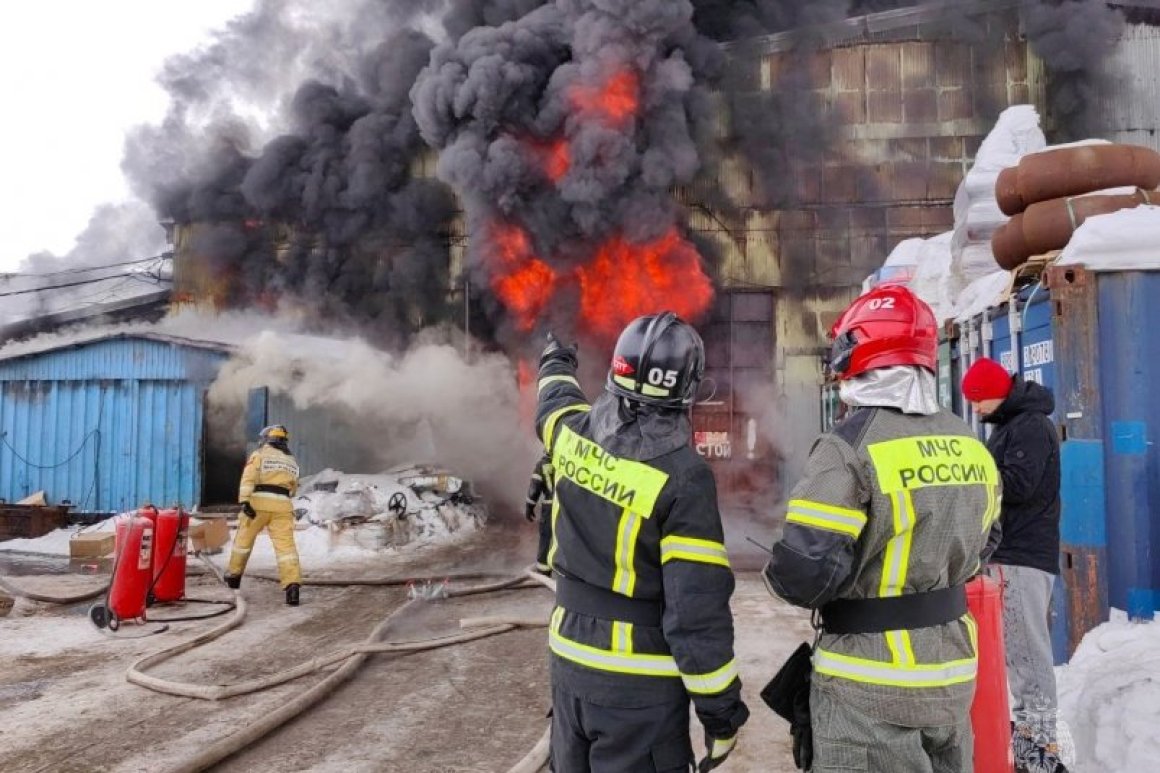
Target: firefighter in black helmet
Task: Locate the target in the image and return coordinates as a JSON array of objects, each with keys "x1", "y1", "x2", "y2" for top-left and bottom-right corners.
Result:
[{"x1": 537, "y1": 312, "x2": 749, "y2": 772}]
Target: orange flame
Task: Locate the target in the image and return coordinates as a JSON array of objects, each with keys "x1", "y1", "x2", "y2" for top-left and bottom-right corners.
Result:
[
  {"x1": 486, "y1": 221, "x2": 713, "y2": 344},
  {"x1": 488, "y1": 224, "x2": 558, "y2": 331},
  {"x1": 571, "y1": 70, "x2": 640, "y2": 124},
  {"x1": 576, "y1": 230, "x2": 714, "y2": 342},
  {"x1": 528, "y1": 137, "x2": 572, "y2": 182}
]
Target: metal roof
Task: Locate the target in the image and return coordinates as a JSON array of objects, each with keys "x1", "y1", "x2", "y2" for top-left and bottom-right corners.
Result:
[
  {"x1": 725, "y1": 0, "x2": 1160, "y2": 55},
  {"x1": 0, "y1": 331, "x2": 234, "y2": 366}
]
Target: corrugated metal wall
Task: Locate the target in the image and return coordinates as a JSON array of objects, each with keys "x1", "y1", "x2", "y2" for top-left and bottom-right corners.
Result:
[
  {"x1": 1092, "y1": 23, "x2": 1160, "y2": 151},
  {"x1": 0, "y1": 337, "x2": 227, "y2": 512}
]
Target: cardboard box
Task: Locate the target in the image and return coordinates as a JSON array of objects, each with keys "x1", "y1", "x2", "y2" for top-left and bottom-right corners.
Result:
[
  {"x1": 69, "y1": 532, "x2": 115, "y2": 559},
  {"x1": 189, "y1": 517, "x2": 230, "y2": 552}
]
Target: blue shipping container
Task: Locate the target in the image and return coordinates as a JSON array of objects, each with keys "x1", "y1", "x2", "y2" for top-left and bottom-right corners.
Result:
[
  {"x1": 949, "y1": 283, "x2": 1070, "y2": 662},
  {"x1": 1093, "y1": 271, "x2": 1160, "y2": 619},
  {"x1": 0, "y1": 334, "x2": 229, "y2": 513}
]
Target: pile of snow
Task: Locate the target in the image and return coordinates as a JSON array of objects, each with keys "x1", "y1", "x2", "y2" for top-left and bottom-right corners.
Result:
[
  {"x1": 293, "y1": 465, "x2": 487, "y2": 550},
  {"x1": 1057, "y1": 611, "x2": 1160, "y2": 773},
  {"x1": 1058, "y1": 205, "x2": 1160, "y2": 271}
]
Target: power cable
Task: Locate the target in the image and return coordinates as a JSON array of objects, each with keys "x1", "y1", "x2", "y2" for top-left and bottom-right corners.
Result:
[
  {"x1": 0, "y1": 254, "x2": 171, "y2": 281},
  {"x1": 0, "y1": 256, "x2": 171, "y2": 298}
]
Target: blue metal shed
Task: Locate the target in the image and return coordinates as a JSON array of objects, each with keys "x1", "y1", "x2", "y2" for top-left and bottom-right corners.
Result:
[{"x1": 0, "y1": 333, "x2": 230, "y2": 513}]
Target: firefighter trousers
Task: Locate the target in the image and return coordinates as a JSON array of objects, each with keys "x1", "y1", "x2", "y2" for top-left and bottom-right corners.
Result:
[
  {"x1": 226, "y1": 508, "x2": 302, "y2": 588},
  {"x1": 549, "y1": 685, "x2": 694, "y2": 772},
  {"x1": 811, "y1": 683, "x2": 973, "y2": 773}
]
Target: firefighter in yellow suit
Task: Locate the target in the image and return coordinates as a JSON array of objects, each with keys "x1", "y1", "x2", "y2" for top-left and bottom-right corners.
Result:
[{"x1": 224, "y1": 424, "x2": 303, "y2": 606}]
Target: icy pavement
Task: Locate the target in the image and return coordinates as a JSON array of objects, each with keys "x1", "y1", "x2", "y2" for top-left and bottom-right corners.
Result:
[{"x1": 1056, "y1": 610, "x2": 1160, "y2": 773}]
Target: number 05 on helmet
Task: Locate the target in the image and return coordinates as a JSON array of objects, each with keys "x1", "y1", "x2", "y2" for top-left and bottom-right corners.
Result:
[{"x1": 606, "y1": 311, "x2": 706, "y2": 409}]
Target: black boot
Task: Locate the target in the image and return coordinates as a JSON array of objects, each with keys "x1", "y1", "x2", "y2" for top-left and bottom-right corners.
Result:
[
  {"x1": 285, "y1": 583, "x2": 300, "y2": 606},
  {"x1": 224, "y1": 574, "x2": 241, "y2": 589}
]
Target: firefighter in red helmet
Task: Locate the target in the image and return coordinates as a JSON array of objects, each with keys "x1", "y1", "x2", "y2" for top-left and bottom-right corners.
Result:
[{"x1": 763, "y1": 286, "x2": 1000, "y2": 771}]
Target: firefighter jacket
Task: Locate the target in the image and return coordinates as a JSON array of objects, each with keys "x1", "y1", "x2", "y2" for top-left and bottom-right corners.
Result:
[
  {"x1": 239, "y1": 445, "x2": 300, "y2": 515},
  {"x1": 536, "y1": 348, "x2": 747, "y2": 738},
  {"x1": 766, "y1": 406, "x2": 1000, "y2": 728},
  {"x1": 525, "y1": 454, "x2": 555, "y2": 519}
]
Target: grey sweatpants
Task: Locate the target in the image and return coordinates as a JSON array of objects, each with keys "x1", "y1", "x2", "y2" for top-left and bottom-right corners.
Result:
[
  {"x1": 988, "y1": 563, "x2": 1058, "y2": 730},
  {"x1": 811, "y1": 684, "x2": 974, "y2": 772}
]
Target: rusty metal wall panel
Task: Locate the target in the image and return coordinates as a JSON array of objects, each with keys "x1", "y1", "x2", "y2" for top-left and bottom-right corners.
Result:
[{"x1": 1046, "y1": 265, "x2": 1110, "y2": 653}]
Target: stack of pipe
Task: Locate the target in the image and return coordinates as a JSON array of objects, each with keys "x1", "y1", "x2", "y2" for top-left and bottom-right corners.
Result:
[{"x1": 991, "y1": 144, "x2": 1160, "y2": 270}]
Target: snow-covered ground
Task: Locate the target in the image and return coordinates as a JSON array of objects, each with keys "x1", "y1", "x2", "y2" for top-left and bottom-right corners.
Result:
[{"x1": 1057, "y1": 611, "x2": 1160, "y2": 773}]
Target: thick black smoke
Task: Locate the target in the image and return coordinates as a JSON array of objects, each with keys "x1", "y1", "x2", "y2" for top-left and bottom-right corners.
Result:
[
  {"x1": 1024, "y1": 0, "x2": 1127, "y2": 139},
  {"x1": 119, "y1": 0, "x2": 1137, "y2": 346},
  {"x1": 411, "y1": 0, "x2": 717, "y2": 344},
  {"x1": 124, "y1": 1, "x2": 460, "y2": 346}
]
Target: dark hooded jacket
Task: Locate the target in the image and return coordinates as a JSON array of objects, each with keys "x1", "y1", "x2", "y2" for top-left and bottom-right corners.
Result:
[{"x1": 983, "y1": 378, "x2": 1061, "y2": 575}]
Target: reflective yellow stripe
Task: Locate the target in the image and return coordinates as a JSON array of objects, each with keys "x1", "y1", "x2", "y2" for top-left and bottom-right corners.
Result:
[
  {"x1": 867, "y1": 435, "x2": 998, "y2": 493},
  {"x1": 814, "y1": 648, "x2": 977, "y2": 688},
  {"x1": 552, "y1": 425, "x2": 669, "y2": 516},
  {"x1": 786, "y1": 500, "x2": 867, "y2": 538},
  {"x1": 660, "y1": 535, "x2": 731, "y2": 568},
  {"x1": 612, "y1": 373, "x2": 669, "y2": 398},
  {"x1": 789, "y1": 499, "x2": 865, "y2": 520},
  {"x1": 964, "y1": 612, "x2": 978, "y2": 656},
  {"x1": 539, "y1": 375, "x2": 580, "y2": 394},
  {"x1": 612, "y1": 509, "x2": 644, "y2": 596},
  {"x1": 546, "y1": 496, "x2": 561, "y2": 568},
  {"x1": 681, "y1": 658, "x2": 740, "y2": 695},
  {"x1": 879, "y1": 490, "x2": 916, "y2": 665},
  {"x1": 982, "y1": 484, "x2": 1001, "y2": 533},
  {"x1": 879, "y1": 491, "x2": 914, "y2": 597},
  {"x1": 549, "y1": 607, "x2": 680, "y2": 677},
  {"x1": 542, "y1": 404, "x2": 591, "y2": 450},
  {"x1": 612, "y1": 621, "x2": 634, "y2": 655},
  {"x1": 786, "y1": 499, "x2": 867, "y2": 539}
]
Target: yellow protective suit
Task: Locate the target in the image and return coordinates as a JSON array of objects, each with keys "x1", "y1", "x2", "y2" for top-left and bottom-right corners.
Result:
[{"x1": 227, "y1": 444, "x2": 302, "y2": 587}]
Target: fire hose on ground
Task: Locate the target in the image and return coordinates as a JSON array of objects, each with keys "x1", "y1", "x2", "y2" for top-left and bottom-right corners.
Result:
[{"x1": 125, "y1": 557, "x2": 556, "y2": 773}]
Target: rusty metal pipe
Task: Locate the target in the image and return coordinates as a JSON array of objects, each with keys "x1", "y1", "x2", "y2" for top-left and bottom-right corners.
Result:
[
  {"x1": 996, "y1": 144, "x2": 1160, "y2": 216},
  {"x1": 991, "y1": 189, "x2": 1157, "y2": 270}
]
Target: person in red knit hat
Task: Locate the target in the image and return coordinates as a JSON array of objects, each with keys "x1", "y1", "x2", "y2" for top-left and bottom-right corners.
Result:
[
  {"x1": 961, "y1": 357, "x2": 1013, "y2": 415},
  {"x1": 962, "y1": 357, "x2": 1065, "y2": 773}
]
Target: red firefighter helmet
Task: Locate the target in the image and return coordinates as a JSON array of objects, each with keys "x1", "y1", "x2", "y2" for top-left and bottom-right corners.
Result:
[{"x1": 828, "y1": 286, "x2": 937, "y2": 380}]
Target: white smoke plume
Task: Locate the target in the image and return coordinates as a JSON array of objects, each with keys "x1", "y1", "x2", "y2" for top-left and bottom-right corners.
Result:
[{"x1": 206, "y1": 326, "x2": 536, "y2": 512}]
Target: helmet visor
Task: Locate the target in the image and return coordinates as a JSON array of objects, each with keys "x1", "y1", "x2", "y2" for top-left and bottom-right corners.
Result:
[{"x1": 829, "y1": 331, "x2": 857, "y2": 377}]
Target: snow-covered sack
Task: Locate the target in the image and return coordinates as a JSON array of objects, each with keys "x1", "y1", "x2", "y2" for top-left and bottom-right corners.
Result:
[
  {"x1": 1058, "y1": 205, "x2": 1160, "y2": 272},
  {"x1": 950, "y1": 105, "x2": 1046, "y2": 288}
]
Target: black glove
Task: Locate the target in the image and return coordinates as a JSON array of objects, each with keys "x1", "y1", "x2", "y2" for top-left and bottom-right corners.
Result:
[
  {"x1": 760, "y1": 643, "x2": 813, "y2": 771},
  {"x1": 525, "y1": 503, "x2": 537, "y2": 523},
  {"x1": 698, "y1": 731, "x2": 737, "y2": 772},
  {"x1": 790, "y1": 688, "x2": 813, "y2": 770},
  {"x1": 241, "y1": 502, "x2": 256, "y2": 518},
  {"x1": 542, "y1": 331, "x2": 578, "y2": 367}
]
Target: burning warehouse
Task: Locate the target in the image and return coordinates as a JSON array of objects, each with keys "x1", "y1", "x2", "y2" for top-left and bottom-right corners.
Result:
[
  {"x1": 150, "y1": 0, "x2": 1160, "y2": 507},
  {"x1": 4, "y1": 2, "x2": 1160, "y2": 772}
]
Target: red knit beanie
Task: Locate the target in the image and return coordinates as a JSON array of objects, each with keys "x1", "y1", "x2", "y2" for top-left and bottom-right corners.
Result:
[{"x1": 962, "y1": 358, "x2": 1013, "y2": 401}]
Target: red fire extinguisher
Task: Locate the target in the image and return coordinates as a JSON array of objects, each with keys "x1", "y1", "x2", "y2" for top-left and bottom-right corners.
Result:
[
  {"x1": 149, "y1": 508, "x2": 189, "y2": 603},
  {"x1": 967, "y1": 574, "x2": 1015, "y2": 773},
  {"x1": 91, "y1": 512, "x2": 154, "y2": 630}
]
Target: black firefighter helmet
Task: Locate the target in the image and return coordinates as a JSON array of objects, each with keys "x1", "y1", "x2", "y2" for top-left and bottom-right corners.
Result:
[{"x1": 606, "y1": 311, "x2": 705, "y2": 410}]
